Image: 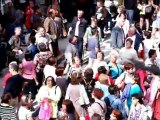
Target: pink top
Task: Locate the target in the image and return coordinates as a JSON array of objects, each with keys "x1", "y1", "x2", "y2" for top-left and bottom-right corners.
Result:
[{"x1": 22, "y1": 59, "x2": 36, "y2": 80}]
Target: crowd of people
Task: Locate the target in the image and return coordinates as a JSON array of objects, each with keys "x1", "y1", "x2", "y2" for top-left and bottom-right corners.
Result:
[{"x1": 1, "y1": 0, "x2": 160, "y2": 120}]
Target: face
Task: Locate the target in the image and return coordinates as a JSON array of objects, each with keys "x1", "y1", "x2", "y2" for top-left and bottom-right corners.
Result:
[
  {"x1": 126, "y1": 41, "x2": 132, "y2": 48},
  {"x1": 46, "y1": 77, "x2": 53, "y2": 88},
  {"x1": 39, "y1": 28, "x2": 45, "y2": 36},
  {"x1": 110, "y1": 54, "x2": 117, "y2": 63},
  {"x1": 152, "y1": 52, "x2": 157, "y2": 60},
  {"x1": 74, "y1": 57, "x2": 81, "y2": 65},
  {"x1": 15, "y1": 28, "x2": 21, "y2": 36},
  {"x1": 29, "y1": 1, "x2": 34, "y2": 7},
  {"x1": 77, "y1": 10, "x2": 84, "y2": 18},
  {"x1": 91, "y1": 21, "x2": 97, "y2": 28},
  {"x1": 61, "y1": 104, "x2": 67, "y2": 113},
  {"x1": 132, "y1": 97, "x2": 138, "y2": 106},
  {"x1": 97, "y1": 52, "x2": 104, "y2": 61},
  {"x1": 97, "y1": 2, "x2": 102, "y2": 7},
  {"x1": 72, "y1": 37, "x2": 77, "y2": 44}
]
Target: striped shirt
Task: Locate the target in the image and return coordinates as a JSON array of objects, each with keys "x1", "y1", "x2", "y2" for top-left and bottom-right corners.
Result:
[{"x1": 0, "y1": 104, "x2": 17, "y2": 120}]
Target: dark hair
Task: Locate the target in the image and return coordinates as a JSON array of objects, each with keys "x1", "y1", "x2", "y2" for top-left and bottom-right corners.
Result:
[
  {"x1": 62, "y1": 99, "x2": 75, "y2": 113},
  {"x1": 144, "y1": 31, "x2": 151, "y2": 39},
  {"x1": 91, "y1": 113, "x2": 101, "y2": 120},
  {"x1": 126, "y1": 38, "x2": 133, "y2": 45},
  {"x1": 124, "y1": 62, "x2": 134, "y2": 70},
  {"x1": 70, "y1": 71, "x2": 81, "y2": 85},
  {"x1": 34, "y1": 6, "x2": 40, "y2": 13},
  {"x1": 68, "y1": 35, "x2": 75, "y2": 43},
  {"x1": 84, "y1": 68, "x2": 93, "y2": 80},
  {"x1": 45, "y1": 76, "x2": 56, "y2": 86},
  {"x1": 9, "y1": 62, "x2": 19, "y2": 72},
  {"x1": 1, "y1": 93, "x2": 12, "y2": 104},
  {"x1": 148, "y1": 49, "x2": 156, "y2": 58},
  {"x1": 24, "y1": 50, "x2": 32, "y2": 61},
  {"x1": 132, "y1": 73, "x2": 140, "y2": 85},
  {"x1": 38, "y1": 42, "x2": 46, "y2": 52},
  {"x1": 97, "y1": 66, "x2": 107, "y2": 74},
  {"x1": 112, "y1": 109, "x2": 122, "y2": 120},
  {"x1": 97, "y1": 51, "x2": 104, "y2": 60},
  {"x1": 108, "y1": 85, "x2": 118, "y2": 95},
  {"x1": 132, "y1": 93, "x2": 144, "y2": 104},
  {"x1": 55, "y1": 67, "x2": 64, "y2": 76},
  {"x1": 47, "y1": 56, "x2": 57, "y2": 66},
  {"x1": 92, "y1": 88, "x2": 104, "y2": 99},
  {"x1": 29, "y1": 36, "x2": 36, "y2": 44}
]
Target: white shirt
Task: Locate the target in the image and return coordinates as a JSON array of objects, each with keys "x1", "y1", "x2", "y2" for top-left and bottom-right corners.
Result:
[
  {"x1": 75, "y1": 20, "x2": 80, "y2": 36},
  {"x1": 143, "y1": 39, "x2": 154, "y2": 59},
  {"x1": 43, "y1": 65, "x2": 57, "y2": 79},
  {"x1": 35, "y1": 33, "x2": 50, "y2": 48},
  {"x1": 18, "y1": 106, "x2": 32, "y2": 120}
]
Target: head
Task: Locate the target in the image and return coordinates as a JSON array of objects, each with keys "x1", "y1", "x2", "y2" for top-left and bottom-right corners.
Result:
[
  {"x1": 97, "y1": 0, "x2": 103, "y2": 8},
  {"x1": 132, "y1": 94, "x2": 143, "y2": 106},
  {"x1": 92, "y1": 88, "x2": 104, "y2": 100},
  {"x1": 14, "y1": 27, "x2": 21, "y2": 36},
  {"x1": 37, "y1": 27, "x2": 46, "y2": 36},
  {"x1": 34, "y1": 6, "x2": 41, "y2": 14},
  {"x1": 84, "y1": 68, "x2": 94, "y2": 80},
  {"x1": 45, "y1": 76, "x2": 56, "y2": 88},
  {"x1": 124, "y1": 62, "x2": 135, "y2": 74},
  {"x1": 125, "y1": 38, "x2": 133, "y2": 48},
  {"x1": 128, "y1": 26, "x2": 136, "y2": 36},
  {"x1": 20, "y1": 95, "x2": 31, "y2": 107},
  {"x1": 110, "y1": 109, "x2": 122, "y2": 120},
  {"x1": 62, "y1": 99, "x2": 75, "y2": 114},
  {"x1": 9, "y1": 61, "x2": 18, "y2": 75},
  {"x1": 29, "y1": 0, "x2": 34, "y2": 8},
  {"x1": 70, "y1": 70, "x2": 82, "y2": 85},
  {"x1": 47, "y1": 56, "x2": 57, "y2": 66},
  {"x1": 97, "y1": 51, "x2": 104, "y2": 61},
  {"x1": 77, "y1": 9, "x2": 84, "y2": 18},
  {"x1": 108, "y1": 85, "x2": 119, "y2": 95},
  {"x1": 143, "y1": 31, "x2": 151, "y2": 39},
  {"x1": 55, "y1": 68, "x2": 64, "y2": 76},
  {"x1": 91, "y1": 16, "x2": 97, "y2": 22},
  {"x1": 24, "y1": 50, "x2": 32, "y2": 61},
  {"x1": 91, "y1": 113, "x2": 101, "y2": 120},
  {"x1": 29, "y1": 36, "x2": 36, "y2": 44},
  {"x1": 148, "y1": 49, "x2": 157, "y2": 60},
  {"x1": 38, "y1": 42, "x2": 47, "y2": 52},
  {"x1": 98, "y1": 66, "x2": 107, "y2": 74},
  {"x1": 69, "y1": 35, "x2": 77, "y2": 45},
  {"x1": 1, "y1": 93, "x2": 12, "y2": 104},
  {"x1": 131, "y1": 73, "x2": 140, "y2": 85},
  {"x1": 117, "y1": 5, "x2": 125, "y2": 14},
  {"x1": 72, "y1": 56, "x2": 81, "y2": 65},
  {"x1": 109, "y1": 50, "x2": 119, "y2": 63},
  {"x1": 91, "y1": 19, "x2": 98, "y2": 28}
]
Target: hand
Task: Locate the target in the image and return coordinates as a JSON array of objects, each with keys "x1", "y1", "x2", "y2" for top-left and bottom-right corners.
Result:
[{"x1": 35, "y1": 81, "x2": 39, "y2": 86}]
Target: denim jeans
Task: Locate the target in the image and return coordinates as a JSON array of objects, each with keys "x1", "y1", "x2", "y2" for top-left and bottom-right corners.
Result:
[
  {"x1": 76, "y1": 37, "x2": 83, "y2": 61},
  {"x1": 126, "y1": 10, "x2": 134, "y2": 23}
]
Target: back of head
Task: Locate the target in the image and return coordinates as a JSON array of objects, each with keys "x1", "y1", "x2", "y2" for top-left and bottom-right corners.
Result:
[
  {"x1": 91, "y1": 113, "x2": 101, "y2": 120},
  {"x1": 24, "y1": 50, "x2": 32, "y2": 61},
  {"x1": 47, "y1": 56, "x2": 57, "y2": 66},
  {"x1": 1, "y1": 93, "x2": 12, "y2": 104},
  {"x1": 38, "y1": 42, "x2": 47, "y2": 52},
  {"x1": 9, "y1": 61, "x2": 18, "y2": 72}
]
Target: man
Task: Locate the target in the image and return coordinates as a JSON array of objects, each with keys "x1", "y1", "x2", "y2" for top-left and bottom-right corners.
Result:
[
  {"x1": 69, "y1": 9, "x2": 87, "y2": 62},
  {"x1": 111, "y1": 13, "x2": 125, "y2": 49},
  {"x1": 145, "y1": 49, "x2": 158, "y2": 67},
  {"x1": 4, "y1": 61, "x2": 24, "y2": 106}
]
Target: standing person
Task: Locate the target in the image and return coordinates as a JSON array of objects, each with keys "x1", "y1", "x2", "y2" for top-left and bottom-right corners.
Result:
[
  {"x1": 69, "y1": 9, "x2": 88, "y2": 62},
  {"x1": 124, "y1": 0, "x2": 136, "y2": 23},
  {"x1": 3, "y1": 61, "x2": 24, "y2": 107},
  {"x1": 111, "y1": 13, "x2": 126, "y2": 49}
]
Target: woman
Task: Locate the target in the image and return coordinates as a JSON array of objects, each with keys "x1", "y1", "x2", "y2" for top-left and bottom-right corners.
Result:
[
  {"x1": 0, "y1": 93, "x2": 17, "y2": 120},
  {"x1": 43, "y1": 56, "x2": 57, "y2": 79},
  {"x1": 92, "y1": 51, "x2": 109, "y2": 78},
  {"x1": 65, "y1": 70, "x2": 89, "y2": 119},
  {"x1": 128, "y1": 94, "x2": 148, "y2": 120},
  {"x1": 88, "y1": 88, "x2": 106, "y2": 120},
  {"x1": 108, "y1": 50, "x2": 123, "y2": 80},
  {"x1": 36, "y1": 76, "x2": 62, "y2": 119},
  {"x1": 21, "y1": 50, "x2": 38, "y2": 100},
  {"x1": 58, "y1": 99, "x2": 79, "y2": 120},
  {"x1": 110, "y1": 109, "x2": 122, "y2": 120}
]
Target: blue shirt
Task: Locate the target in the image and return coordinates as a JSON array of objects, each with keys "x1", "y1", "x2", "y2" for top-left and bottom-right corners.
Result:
[{"x1": 28, "y1": 44, "x2": 39, "y2": 59}]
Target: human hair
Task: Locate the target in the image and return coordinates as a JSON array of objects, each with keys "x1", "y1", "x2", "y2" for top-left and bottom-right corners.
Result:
[
  {"x1": 34, "y1": 6, "x2": 40, "y2": 13},
  {"x1": 126, "y1": 38, "x2": 133, "y2": 45},
  {"x1": 144, "y1": 31, "x2": 151, "y2": 39},
  {"x1": 148, "y1": 49, "x2": 156, "y2": 58},
  {"x1": 29, "y1": 36, "x2": 36, "y2": 44},
  {"x1": 45, "y1": 76, "x2": 56, "y2": 86},
  {"x1": 97, "y1": 66, "x2": 107, "y2": 74},
  {"x1": 72, "y1": 56, "x2": 80, "y2": 65},
  {"x1": 91, "y1": 113, "x2": 101, "y2": 120},
  {"x1": 55, "y1": 67, "x2": 64, "y2": 76},
  {"x1": 62, "y1": 99, "x2": 75, "y2": 113},
  {"x1": 124, "y1": 62, "x2": 134, "y2": 70},
  {"x1": 70, "y1": 71, "x2": 81, "y2": 85},
  {"x1": 108, "y1": 85, "x2": 118, "y2": 95},
  {"x1": 84, "y1": 68, "x2": 93, "y2": 80},
  {"x1": 47, "y1": 56, "x2": 57, "y2": 66},
  {"x1": 9, "y1": 61, "x2": 18, "y2": 72},
  {"x1": 38, "y1": 42, "x2": 47, "y2": 52},
  {"x1": 24, "y1": 50, "x2": 32, "y2": 61},
  {"x1": 20, "y1": 95, "x2": 30, "y2": 106},
  {"x1": 1, "y1": 93, "x2": 12, "y2": 104},
  {"x1": 68, "y1": 35, "x2": 75, "y2": 43},
  {"x1": 132, "y1": 93, "x2": 144, "y2": 104},
  {"x1": 92, "y1": 88, "x2": 104, "y2": 99},
  {"x1": 97, "y1": 51, "x2": 104, "y2": 60},
  {"x1": 111, "y1": 109, "x2": 122, "y2": 120},
  {"x1": 132, "y1": 73, "x2": 140, "y2": 85}
]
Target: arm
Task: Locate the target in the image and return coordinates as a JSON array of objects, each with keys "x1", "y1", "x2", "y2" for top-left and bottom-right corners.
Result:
[
  {"x1": 111, "y1": 29, "x2": 118, "y2": 48},
  {"x1": 65, "y1": 84, "x2": 71, "y2": 99}
]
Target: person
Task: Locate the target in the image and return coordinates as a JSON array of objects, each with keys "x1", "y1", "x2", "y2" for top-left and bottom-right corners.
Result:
[
  {"x1": 104, "y1": 85, "x2": 126, "y2": 118},
  {"x1": 108, "y1": 50, "x2": 123, "y2": 80},
  {"x1": 119, "y1": 38, "x2": 139, "y2": 63},
  {"x1": 43, "y1": 56, "x2": 57, "y2": 79},
  {"x1": 18, "y1": 95, "x2": 33, "y2": 120},
  {"x1": 65, "y1": 70, "x2": 89, "y2": 119},
  {"x1": 92, "y1": 51, "x2": 108, "y2": 78},
  {"x1": 20, "y1": 50, "x2": 38, "y2": 100},
  {"x1": 110, "y1": 109, "x2": 123, "y2": 120},
  {"x1": 58, "y1": 99, "x2": 79, "y2": 120},
  {"x1": 86, "y1": 29, "x2": 100, "y2": 68},
  {"x1": 69, "y1": 9, "x2": 88, "y2": 61},
  {"x1": 36, "y1": 76, "x2": 62, "y2": 119},
  {"x1": 128, "y1": 94, "x2": 148, "y2": 120},
  {"x1": 91, "y1": 113, "x2": 101, "y2": 120},
  {"x1": 111, "y1": 13, "x2": 126, "y2": 49},
  {"x1": 0, "y1": 93, "x2": 17, "y2": 120},
  {"x1": 3, "y1": 61, "x2": 24, "y2": 107},
  {"x1": 88, "y1": 88, "x2": 106, "y2": 120},
  {"x1": 145, "y1": 49, "x2": 158, "y2": 67},
  {"x1": 43, "y1": 9, "x2": 59, "y2": 56}
]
